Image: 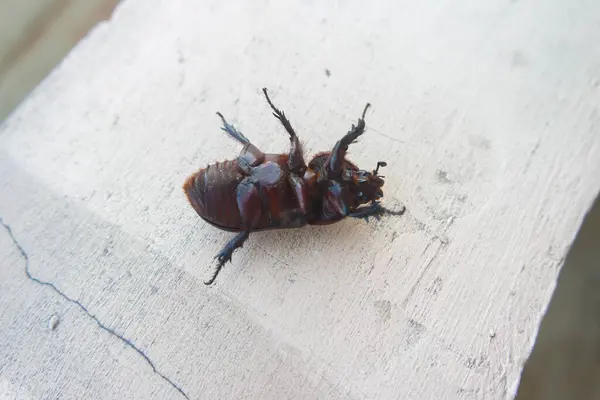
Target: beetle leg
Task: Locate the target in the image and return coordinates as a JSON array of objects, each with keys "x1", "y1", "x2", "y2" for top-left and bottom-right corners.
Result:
[
  {"x1": 321, "y1": 181, "x2": 350, "y2": 221},
  {"x1": 204, "y1": 175, "x2": 268, "y2": 285},
  {"x1": 236, "y1": 177, "x2": 264, "y2": 228},
  {"x1": 280, "y1": 209, "x2": 307, "y2": 227},
  {"x1": 216, "y1": 112, "x2": 265, "y2": 174},
  {"x1": 205, "y1": 231, "x2": 250, "y2": 285},
  {"x1": 288, "y1": 174, "x2": 308, "y2": 215},
  {"x1": 262, "y1": 88, "x2": 307, "y2": 175},
  {"x1": 326, "y1": 103, "x2": 371, "y2": 177},
  {"x1": 237, "y1": 144, "x2": 266, "y2": 175},
  {"x1": 348, "y1": 201, "x2": 385, "y2": 222},
  {"x1": 216, "y1": 112, "x2": 250, "y2": 145},
  {"x1": 349, "y1": 202, "x2": 406, "y2": 222}
]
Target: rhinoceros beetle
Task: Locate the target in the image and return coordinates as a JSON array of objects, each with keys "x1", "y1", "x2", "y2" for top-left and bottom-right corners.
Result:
[{"x1": 183, "y1": 88, "x2": 404, "y2": 284}]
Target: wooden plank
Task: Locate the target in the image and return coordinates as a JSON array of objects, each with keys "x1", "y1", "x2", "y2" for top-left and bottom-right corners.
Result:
[{"x1": 1, "y1": 0, "x2": 599, "y2": 398}]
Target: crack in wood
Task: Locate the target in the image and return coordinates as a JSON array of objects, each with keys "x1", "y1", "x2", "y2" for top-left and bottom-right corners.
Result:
[{"x1": 0, "y1": 217, "x2": 189, "y2": 400}]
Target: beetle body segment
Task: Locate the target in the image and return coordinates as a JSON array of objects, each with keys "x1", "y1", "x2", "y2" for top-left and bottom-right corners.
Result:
[
  {"x1": 184, "y1": 88, "x2": 397, "y2": 285},
  {"x1": 184, "y1": 154, "x2": 306, "y2": 232}
]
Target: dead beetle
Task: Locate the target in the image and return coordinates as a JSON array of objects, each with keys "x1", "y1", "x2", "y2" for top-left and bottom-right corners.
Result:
[{"x1": 183, "y1": 88, "x2": 404, "y2": 284}]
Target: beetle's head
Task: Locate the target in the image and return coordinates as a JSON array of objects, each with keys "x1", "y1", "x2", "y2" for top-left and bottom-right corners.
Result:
[{"x1": 344, "y1": 161, "x2": 387, "y2": 206}]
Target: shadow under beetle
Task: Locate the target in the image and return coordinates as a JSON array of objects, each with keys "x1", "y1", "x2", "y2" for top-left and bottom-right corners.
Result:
[{"x1": 183, "y1": 88, "x2": 405, "y2": 285}]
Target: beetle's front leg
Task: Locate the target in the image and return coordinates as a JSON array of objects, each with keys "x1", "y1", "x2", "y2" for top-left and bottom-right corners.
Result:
[
  {"x1": 321, "y1": 181, "x2": 350, "y2": 221},
  {"x1": 348, "y1": 202, "x2": 385, "y2": 222},
  {"x1": 326, "y1": 102, "x2": 371, "y2": 177},
  {"x1": 349, "y1": 202, "x2": 406, "y2": 222},
  {"x1": 205, "y1": 231, "x2": 250, "y2": 285}
]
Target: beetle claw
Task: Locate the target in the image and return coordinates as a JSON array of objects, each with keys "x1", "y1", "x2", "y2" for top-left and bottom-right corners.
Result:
[
  {"x1": 205, "y1": 255, "x2": 229, "y2": 285},
  {"x1": 204, "y1": 231, "x2": 250, "y2": 285}
]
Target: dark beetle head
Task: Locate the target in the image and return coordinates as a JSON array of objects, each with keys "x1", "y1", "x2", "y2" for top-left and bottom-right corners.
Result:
[{"x1": 343, "y1": 161, "x2": 386, "y2": 207}]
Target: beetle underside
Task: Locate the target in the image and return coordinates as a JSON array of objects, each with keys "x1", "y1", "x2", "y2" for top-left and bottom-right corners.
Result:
[{"x1": 183, "y1": 88, "x2": 405, "y2": 285}]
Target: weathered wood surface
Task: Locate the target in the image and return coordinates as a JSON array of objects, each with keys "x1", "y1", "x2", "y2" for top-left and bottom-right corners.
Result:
[{"x1": 1, "y1": 0, "x2": 599, "y2": 399}]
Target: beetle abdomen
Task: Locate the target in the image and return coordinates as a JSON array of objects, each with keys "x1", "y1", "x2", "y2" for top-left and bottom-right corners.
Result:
[{"x1": 183, "y1": 160, "x2": 244, "y2": 231}]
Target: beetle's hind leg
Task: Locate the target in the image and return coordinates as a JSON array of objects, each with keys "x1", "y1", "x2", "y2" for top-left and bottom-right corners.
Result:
[
  {"x1": 216, "y1": 112, "x2": 266, "y2": 174},
  {"x1": 216, "y1": 112, "x2": 251, "y2": 145},
  {"x1": 262, "y1": 88, "x2": 307, "y2": 175},
  {"x1": 205, "y1": 231, "x2": 250, "y2": 285}
]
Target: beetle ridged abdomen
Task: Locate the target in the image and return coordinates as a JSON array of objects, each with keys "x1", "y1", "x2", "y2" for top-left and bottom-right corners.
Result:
[{"x1": 183, "y1": 159, "x2": 245, "y2": 231}]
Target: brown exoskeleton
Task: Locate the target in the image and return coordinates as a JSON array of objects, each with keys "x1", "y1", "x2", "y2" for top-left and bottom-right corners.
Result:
[{"x1": 183, "y1": 88, "x2": 404, "y2": 284}]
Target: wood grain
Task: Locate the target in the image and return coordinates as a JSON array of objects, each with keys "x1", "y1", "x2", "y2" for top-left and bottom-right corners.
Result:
[{"x1": 1, "y1": 0, "x2": 599, "y2": 399}]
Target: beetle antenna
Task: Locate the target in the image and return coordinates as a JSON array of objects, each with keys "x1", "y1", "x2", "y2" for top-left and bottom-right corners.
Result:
[{"x1": 374, "y1": 161, "x2": 387, "y2": 175}]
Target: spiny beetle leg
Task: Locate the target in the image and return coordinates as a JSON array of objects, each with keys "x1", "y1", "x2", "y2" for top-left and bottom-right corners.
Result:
[
  {"x1": 327, "y1": 102, "x2": 371, "y2": 176},
  {"x1": 204, "y1": 231, "x2": 250, "y2": 285},
  {"x1": 342, "y1": 103, "x2": 371, "y2": 145},
  {"x1": 349, "y1": 201, "x2": 384, "y2": 222},
  {"x1": 262, "y1": 87, "x2": 297, "y2": 141},
  {"x1": 262, "y1": 87, "x2": 307, "y2": 175},
  {"x1": 349, "y1": 201, "x2": 407, "y2": 223},
  {"x1": 216, "y1": 111, "x2": 250, "y2": 145},
  {"x1": 216, "y1": 111, "x2": 266, "y2": 173}
]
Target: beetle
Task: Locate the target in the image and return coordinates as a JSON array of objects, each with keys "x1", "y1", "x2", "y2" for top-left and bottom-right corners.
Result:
[{"x1": 183, "y1": 88, "x2": 405, "y2": 285}]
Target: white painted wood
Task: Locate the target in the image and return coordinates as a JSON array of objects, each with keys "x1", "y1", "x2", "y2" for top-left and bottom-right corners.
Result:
[{"x1": 1, "y1": 0, "x2": 599, "y2": 399}]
